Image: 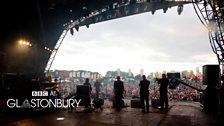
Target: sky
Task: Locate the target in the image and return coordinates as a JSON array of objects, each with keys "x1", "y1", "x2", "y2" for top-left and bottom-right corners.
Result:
[{"x1": 51, "y1": 4, "x2": 218, "y2": 76}]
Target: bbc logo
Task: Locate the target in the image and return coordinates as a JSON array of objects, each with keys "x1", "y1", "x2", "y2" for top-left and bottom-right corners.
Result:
[{"x1": 32, "y1": 91, "x2": 48, "y2": 96}]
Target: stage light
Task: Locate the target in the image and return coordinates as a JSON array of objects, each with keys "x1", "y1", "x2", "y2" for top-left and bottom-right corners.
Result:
[
  {"x1": 19, "y1": 40, "x2": 23, "y2": 44},
  {"x1": 75, "y1": 25, "x2": 79, "y2": 32},
  {"x1": 70, "y1": 28, "x2": 74, "y2": 35},
  {"x1": 44, "y1": 46, "x2": 53, "y2": 52},
  {"x1": 152, "y1": 10, "x2": 155, "y2": 15},
  {"x1": 215, "y1": 5, "x2": 219, "y2": 11},
  {"x1": 18, "y1": 40, "x2": 32, "y2": 47}
]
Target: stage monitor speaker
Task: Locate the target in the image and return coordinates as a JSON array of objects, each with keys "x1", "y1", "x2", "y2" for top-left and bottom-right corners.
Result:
[
  {"x1": 76, "y1": 85, "x2": 90, "y2": 95},
  {"x1": 202, "y1": 65, "x2": 219, "y2": 86},
  {"x1": 131, "y1": 99, "x2": 141, "y2": 108}
]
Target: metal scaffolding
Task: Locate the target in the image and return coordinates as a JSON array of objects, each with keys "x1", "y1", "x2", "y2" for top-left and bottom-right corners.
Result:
[
  {"x1": 193, "y1": 0, "x2": 224, "y2": 85},
  {"x1": 45, "y1": 30, "x2": 68, "y2": 76}
]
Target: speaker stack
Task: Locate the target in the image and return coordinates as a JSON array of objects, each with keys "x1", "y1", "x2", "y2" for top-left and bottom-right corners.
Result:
[{"x1": 202, "y1": 65, "x2": 219, "y2": 87}]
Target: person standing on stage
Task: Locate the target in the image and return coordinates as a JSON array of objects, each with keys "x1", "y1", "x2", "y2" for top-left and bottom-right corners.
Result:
[
  {"x1": 94, "y1": 79, "x2": 102, "y2": 99},
  {"x1": 139, "y1": 75, "x2": 150, "y2": 112},
  {"x1": 158, "y1": 73, "x2": 169, "y2": 110},
  {"x1": 114, "y1": 76, "x2": 124, "y2": 111}
]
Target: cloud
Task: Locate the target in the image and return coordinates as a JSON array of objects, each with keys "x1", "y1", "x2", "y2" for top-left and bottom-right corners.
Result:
[{"x1": 51, "y1": 5, "x2": 217, "y2": 75}]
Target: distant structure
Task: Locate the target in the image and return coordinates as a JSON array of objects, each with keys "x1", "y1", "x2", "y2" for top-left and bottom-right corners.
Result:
[
  {"x1": 117, "y1": 68, "x2": 121, "y2": 76},
  {"x1": 50, "y1": 70, "x2": 102, "y2": 80},
  {"x1": 128, "y1": 69, "x2": 132, "y2": 77},
  {"x1": 140, "y1": 69, "x2": 144, "y2": 76}
]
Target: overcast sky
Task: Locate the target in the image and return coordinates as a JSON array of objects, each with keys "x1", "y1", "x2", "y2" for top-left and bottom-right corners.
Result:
[{"x1": 51, "y1": 4, "x2": 217, "y2": 76}]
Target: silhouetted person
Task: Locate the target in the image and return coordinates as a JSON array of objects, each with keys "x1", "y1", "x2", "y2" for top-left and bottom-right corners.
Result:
[
  {"x1": 84, "y1": 78, "x2": 92, "y2": 92},
  {"x1": 114, "y1": 76, "x2": 124, "y2": 111},
  {"x1": 158, "y1": 73, "x2": 169, "y2": 110},
  {"x1": 139, "y1": 75, "x2": 150, "y2": 112},
  {"x1": 83, "y1": 78, "x2": 92, "y2": 108},
  {"x1": 94, "y1": 79, "x2": 102, "y2": 99},
  {"x1": 54, "y1": 78, "x2": 58, "y2": 83}
]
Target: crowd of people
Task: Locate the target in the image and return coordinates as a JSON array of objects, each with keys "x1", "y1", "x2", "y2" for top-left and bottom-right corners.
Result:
[
  {"x1": 50, "y1": 74, "x2": 202, "y2": 112},
  {"x1": 92, "y1": 77, "x2": 201, "y2": 102}
]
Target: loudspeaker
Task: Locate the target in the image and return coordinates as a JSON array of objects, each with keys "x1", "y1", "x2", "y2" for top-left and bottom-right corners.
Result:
[
  {"x1": 131, "y1": 99, "x2": 141, "y2": 108},
  {"x1": 76, "y1": 85, "x2": 90, "y2": 95},
  {"x1": 203, "y1": 65, "x2": 219, "y2": 87},
  {"x1": 151, "y1": 98, "x2": 160, "y2": 108}
]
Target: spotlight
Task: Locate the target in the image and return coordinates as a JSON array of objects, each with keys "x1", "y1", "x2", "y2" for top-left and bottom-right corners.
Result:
[
  {"x1": 70, "y1": 28, "x2": 74, "y2": 35},
  {"x1": 19, "y1": 40, "x2": 23, "y2": 44},
  {"x1": 18, "y1": 40, "x2": 32, "y2": 47},
  {"x1": 152, "y1": 10, "x2": 155, "y2": 15},
  {"x1": 75, "y1": 25, "x2": 79, "y2": 32},
  {"x1": 26, "y1": 42, "x2": 29, "y2": 46}
]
